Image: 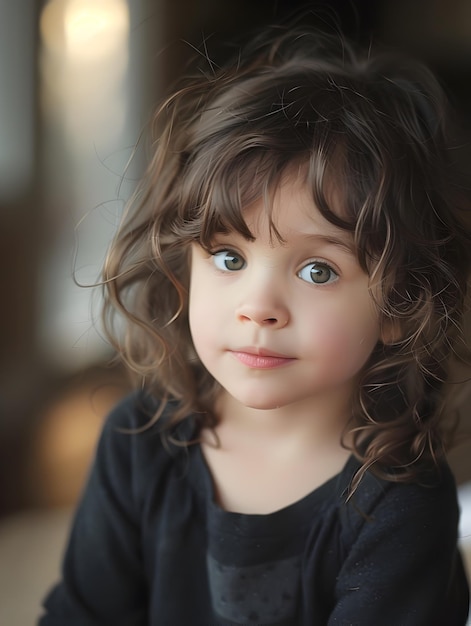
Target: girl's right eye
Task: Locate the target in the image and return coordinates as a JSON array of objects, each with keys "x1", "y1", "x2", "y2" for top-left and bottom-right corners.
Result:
[{"x1": 212, "y1": 250, "x2": 246, "y2": 271}]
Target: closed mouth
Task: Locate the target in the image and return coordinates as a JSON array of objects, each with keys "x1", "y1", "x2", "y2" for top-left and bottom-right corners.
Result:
[
  {"x1": 233, "y1": 346, "x2": 292, "y2": 359},
  {"x1": 229, "y1": 348, "x2": 295, "y2": 369}
]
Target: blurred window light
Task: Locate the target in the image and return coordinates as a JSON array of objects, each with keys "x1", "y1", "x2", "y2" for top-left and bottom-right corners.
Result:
[
  {"x1": 39, "y1": 0, "x2": 130, "y2": 149},
  {"x1": 41, "y1": 0, "x2": 130, "y2": 62}
]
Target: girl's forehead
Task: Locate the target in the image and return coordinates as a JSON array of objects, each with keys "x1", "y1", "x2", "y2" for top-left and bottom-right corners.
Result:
[{"x1": 242, "y1": 177, "x2": 351, "y2": 244}]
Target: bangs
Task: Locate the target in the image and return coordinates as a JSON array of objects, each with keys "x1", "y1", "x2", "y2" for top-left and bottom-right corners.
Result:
[
  {"x1": 175, "y1": 69, "x2": 354, "y2": 247},
  {"x1": 188, "y1": 151, "x2": 318, "y2": 247}
]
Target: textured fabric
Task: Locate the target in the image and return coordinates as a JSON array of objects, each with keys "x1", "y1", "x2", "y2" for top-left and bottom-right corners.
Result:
[{"x1": 39, "y1": 392, "x2": 470, "y2": 625}]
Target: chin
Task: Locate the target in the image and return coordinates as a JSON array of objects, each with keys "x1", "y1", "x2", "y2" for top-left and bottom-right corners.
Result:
[{"x1": 230, "y1": 392, "x2": 292, "y2": 411}]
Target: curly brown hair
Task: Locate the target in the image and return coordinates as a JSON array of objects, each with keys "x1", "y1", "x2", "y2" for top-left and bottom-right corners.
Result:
[{"x1": 102, "y1": 25, "x2": 471, "y2": 490}]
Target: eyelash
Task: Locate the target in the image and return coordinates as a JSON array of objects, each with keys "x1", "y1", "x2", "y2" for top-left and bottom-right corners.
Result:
[{"x1": 210, "y1": 249, "x2": 339, "y2": 285}]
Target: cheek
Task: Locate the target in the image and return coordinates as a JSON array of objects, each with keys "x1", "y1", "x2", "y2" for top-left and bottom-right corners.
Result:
[
  {"x1": 189, "y1": 308, "x2": 213, "y2": 343},
  {"x1": 188, "y1": 291, "x2": 206, "y2": 344},
  {"x1": 303, "y1": 306, "x2": 380, "y2": 365},
  {"x1": 188, "y1": 278, "x2": 219, "y2": 351}
]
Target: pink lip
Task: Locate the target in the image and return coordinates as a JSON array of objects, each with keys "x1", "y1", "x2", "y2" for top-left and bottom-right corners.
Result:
[{"x1": 230, "y1": 347, "x2": 295, "y2": 369}]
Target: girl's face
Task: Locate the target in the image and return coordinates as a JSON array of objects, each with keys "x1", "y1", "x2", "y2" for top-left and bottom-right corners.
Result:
[{"x1": 188, "y1": 177, "x2": 382, "y2": 418}]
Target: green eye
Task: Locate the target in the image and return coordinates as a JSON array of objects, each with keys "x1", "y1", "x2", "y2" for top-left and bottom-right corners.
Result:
[
  {"x1": 298, "y1": 261, "x2": 338, "y2": 285},
  {"x1": 212, "y1": 250, "x2": 246, "y2": 271}
]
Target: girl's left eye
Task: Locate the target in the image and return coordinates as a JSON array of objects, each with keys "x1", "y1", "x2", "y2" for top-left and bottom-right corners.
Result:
[
  {"x1": 212, "y1": 250, "x2": 246, "y2": 271},
  {"x1": 298, "y1": 261, "x2": 338, "y2": 285}
]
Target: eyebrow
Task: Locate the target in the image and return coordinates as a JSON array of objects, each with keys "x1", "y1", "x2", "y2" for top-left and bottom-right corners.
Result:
[
  {"x1": 211, "y1": 228, "x2": 356, "y2": 255},
  {"x1": 300, "y1": 233, "x2": 356, "y2": 255}
]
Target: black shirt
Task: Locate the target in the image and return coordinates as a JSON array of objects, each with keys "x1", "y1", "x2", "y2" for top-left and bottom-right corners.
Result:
[{"x1": 39, "y1": 392, "x2": 470, "y2": 625}]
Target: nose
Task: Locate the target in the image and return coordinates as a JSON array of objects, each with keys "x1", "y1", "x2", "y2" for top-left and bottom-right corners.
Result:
[{"x1": 235, "y1": 294, "x2": 290, "y2": 329}]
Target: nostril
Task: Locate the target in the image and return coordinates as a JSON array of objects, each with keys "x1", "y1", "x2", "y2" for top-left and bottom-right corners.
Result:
[{"x1": 237, "y1": 309, "x2": 289, "y2": 328}]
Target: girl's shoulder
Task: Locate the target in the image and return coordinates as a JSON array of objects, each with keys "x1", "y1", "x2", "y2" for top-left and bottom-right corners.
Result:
[
  {"x1": 101, "y1": 390, "x2": 195, "y2": 447},
  {"x1": 338, "y1": 456, "x2": 461, "y2": 545},
  {"x1": 95, "y1": 391, "x2": 196, "y2": 501}
]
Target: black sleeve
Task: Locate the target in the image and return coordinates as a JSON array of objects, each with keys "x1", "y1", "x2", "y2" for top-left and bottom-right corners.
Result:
[
  {"x1": 329, "y1": 471, "x2": 469, "y2": 626},
  {"x1": 38, "y1": 394, "x2": 152, "y2": 626}
]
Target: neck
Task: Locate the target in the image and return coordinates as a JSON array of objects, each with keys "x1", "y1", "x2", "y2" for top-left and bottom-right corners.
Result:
[
  {"x1": 202, "y1": 390, "x2": 354, "y2": 514},
  {"x1": 212, "y1": 389, "x2": 353, "y2": 453}
]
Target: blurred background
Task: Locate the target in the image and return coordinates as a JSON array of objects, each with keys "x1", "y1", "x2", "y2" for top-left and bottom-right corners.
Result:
[{"x1": 0, "y1": 0, "x2": 471, "y2": 623}]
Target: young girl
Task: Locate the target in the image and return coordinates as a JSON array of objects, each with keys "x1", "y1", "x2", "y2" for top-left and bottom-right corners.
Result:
[{"x1": 40, "y1": 24, "x2": 470, "y2": 625}]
